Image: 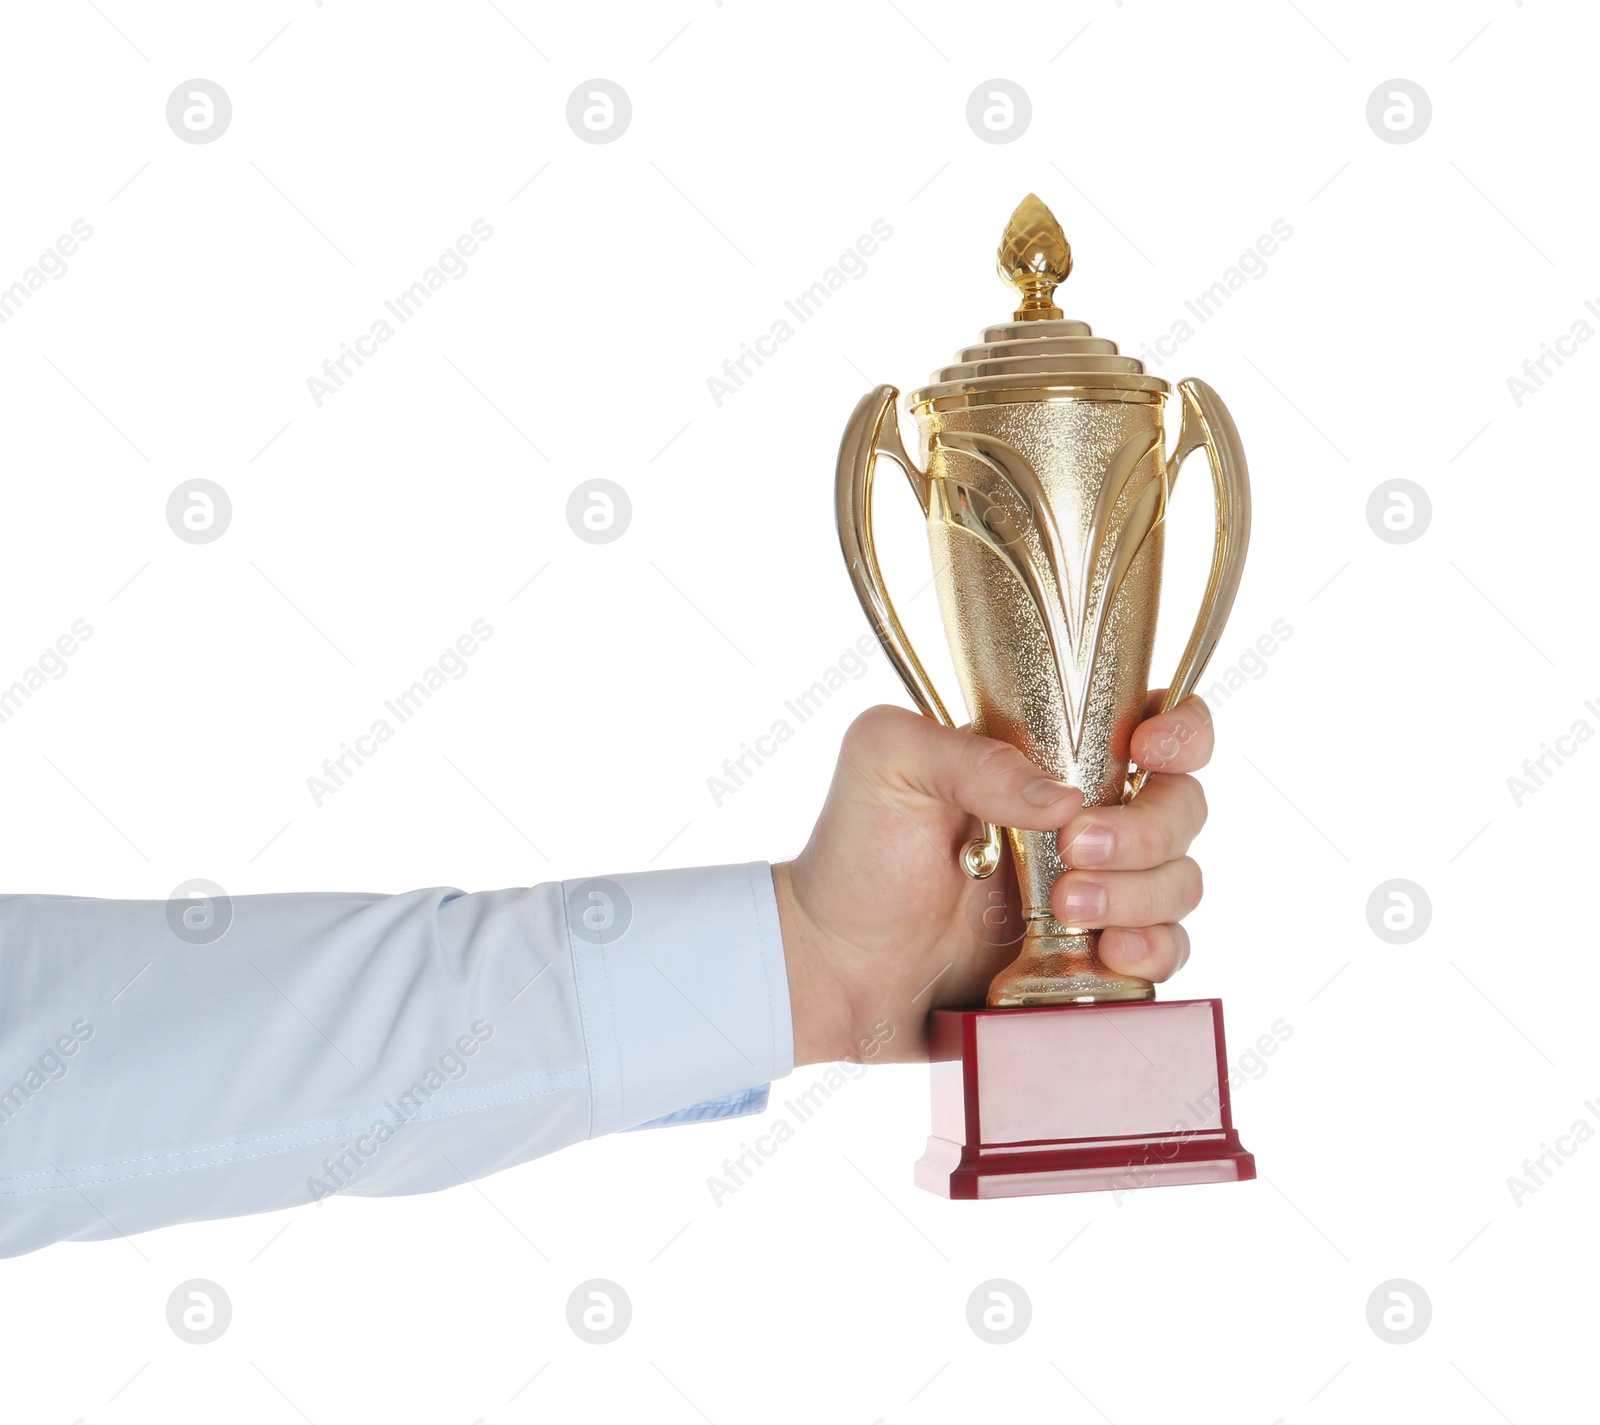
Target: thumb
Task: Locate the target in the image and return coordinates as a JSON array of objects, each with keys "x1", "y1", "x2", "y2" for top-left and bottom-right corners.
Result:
[{"x1": 843, "y1": 705, "x2": 1082, "y2": 830}]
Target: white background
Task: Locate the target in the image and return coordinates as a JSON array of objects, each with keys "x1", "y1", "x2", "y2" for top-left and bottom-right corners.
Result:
[{"x1": 0, "y1": 1, "x2": 1593, "y2": 1421}]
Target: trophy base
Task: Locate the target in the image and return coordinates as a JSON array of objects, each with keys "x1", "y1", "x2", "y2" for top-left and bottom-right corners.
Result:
[
  {"x1": 987, "y1": 929, "x2": 1155, "y2": 1007},
  {"x1": 915, "y1": 1000, "x2": 1256, "y2": 1200}
]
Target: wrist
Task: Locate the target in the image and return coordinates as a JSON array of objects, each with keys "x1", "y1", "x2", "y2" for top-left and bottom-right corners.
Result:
[{"x1": 771, "y1": 860, "x2": 853, "y2": 1067}]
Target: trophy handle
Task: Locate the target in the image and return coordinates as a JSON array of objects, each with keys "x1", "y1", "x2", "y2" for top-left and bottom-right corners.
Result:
[
  {"x1": 1128, "y1": 378, "x2": 1252, "y2": 798},
  {"x1": 837, "y1": 385, "x2": 1005, "y2": 879}
]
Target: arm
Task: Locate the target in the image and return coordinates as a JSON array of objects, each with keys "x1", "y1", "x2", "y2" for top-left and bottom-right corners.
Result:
[
  {"x1": 0, "y1": 696, "x2": 1211, "y2": 1256},
  {"x1": 0, "y1": 864, "x2": 789, "y2": 1257}
]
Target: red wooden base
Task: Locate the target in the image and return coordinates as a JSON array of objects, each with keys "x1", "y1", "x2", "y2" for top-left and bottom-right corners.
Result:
[{"x1": 915, "y1": 999, "x2": 1256, "y2": 1200}]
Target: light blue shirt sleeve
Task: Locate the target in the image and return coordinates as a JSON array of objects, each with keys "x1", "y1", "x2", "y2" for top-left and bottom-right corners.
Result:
[{"x1": 0, "y1": 861, "x2": 793, "y2": 1257}]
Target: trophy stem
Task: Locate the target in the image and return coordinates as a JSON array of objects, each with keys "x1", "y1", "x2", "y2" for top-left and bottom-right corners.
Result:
[
  {"x1": 985, "y1": 828, "x2": 1155, "y2": 1006},
  {"x1": 987, "y1": 922, "x2": 1155, "y2": 1007}
]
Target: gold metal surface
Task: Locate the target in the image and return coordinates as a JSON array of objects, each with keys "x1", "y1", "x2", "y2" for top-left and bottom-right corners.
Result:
[
  {"x1": 835, "y1": 196, "x2": 1251, "y2": 1008},
  {"x1": 997, "y1": 193, "x2": 1072, "y2": 320},
  {"x1": 914, "y1": 386, "x2": 1165, "y2": 413},
  {"x1": 907, "y1": 318, "x2": 1169, "y2": 407},
  {"x1": 836, "y1": 389, "x2": 1006, "y2": 881}
]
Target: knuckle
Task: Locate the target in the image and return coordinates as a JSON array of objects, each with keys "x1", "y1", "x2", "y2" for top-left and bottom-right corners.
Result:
[
  {"x1": 1131, "y1": 811, "x2": 1169, "y2": 865},
  {"x1": 851, "y1": 703, "x2": 905, "y2": 738},
  {"x1": 1184, "y1": 702, "x2": 1216, "y2": 760},
  {"x1": 1145, "y1": 922, "x2": 1179, "y2": 965},
  {"x1": 1177, "y1": 774, "x2": 1208, "y2": 832},
  {"x1": 1121, "y1": 924, "x2": 1179, "y2": 979},
  {"x1": 1179, "y1": 857, "x2": 1204, "y2": 913},
  {"x1": 1111, "y1": 874, "x2": 1157, "y2": 927},
  {"x1": 846, "y1": 703, "x2": 909, "y2": 754},
  {"x1": 1142, "y1": 722, "x2": 1184, "y2": 767},
  {"x1": 1143, "y1": 698, "x2": 1214, "y2": 769},
  {"x1": 967, "y1": 735, "x2": 1025, "y2": 784}
]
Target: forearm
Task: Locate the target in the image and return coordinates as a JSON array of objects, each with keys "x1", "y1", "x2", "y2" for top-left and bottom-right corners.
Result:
[{"x1": 0, "y1": 863, "x2": 791, "y2": 1256}]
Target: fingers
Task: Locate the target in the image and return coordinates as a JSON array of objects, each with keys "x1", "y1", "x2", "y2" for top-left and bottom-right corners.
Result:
[
  {"x1": 1051, "y1": 856, "x2": 1203, "y2": 932},
  {"x1": 843, "y1": 705, "x2": 1083, "y2": 831},
  {"x1": 1098, "y1": 924, "x2": 1190, "y2": 982},
  {"x1": 1058, "y1": 774, "x2": 1207, "y2": 871},
  {"x1": 1131, "y1": 693, "x2": 1214, "y2": 776}
]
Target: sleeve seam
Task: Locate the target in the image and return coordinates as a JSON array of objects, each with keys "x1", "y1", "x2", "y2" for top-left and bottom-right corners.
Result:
[
  {"x1": 560, "y1": 879, "x2": 600, "y2": 1141},
  {"x1": 749, "y1": 863, "x2": 779, "y2": 1079},
  {"x1": 597, "y1": 935, "x2": 625, "y2": 1127}
]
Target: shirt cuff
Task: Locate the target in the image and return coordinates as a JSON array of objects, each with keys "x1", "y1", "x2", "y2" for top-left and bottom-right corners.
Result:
[
  {"x1": 624, "y1": 1084, "x2": 772, "y2": 1132},
  {"x1": 563, "y1": 861, "x2": 793, "y2": 1136}
]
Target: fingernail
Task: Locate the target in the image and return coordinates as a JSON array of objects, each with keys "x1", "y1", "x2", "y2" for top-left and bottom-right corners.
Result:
[
  {"x1": 1104, "y1": 927, "x2": 1146, "y2": 967},
  {"x1": 1068, "y1": 826, "x2": 1114, "y2": 867},
  {"x1": 1022, "y1": 776, "x2": 1074, "y2": 806},
  {"x1": 1060, "y1": 883, "x2": 1106, "y2": 926}
]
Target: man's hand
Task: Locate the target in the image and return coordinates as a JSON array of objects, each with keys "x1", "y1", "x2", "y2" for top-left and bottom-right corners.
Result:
[{"x1": 774, "y1": 695, "x2": 1214, "y2": 1066}]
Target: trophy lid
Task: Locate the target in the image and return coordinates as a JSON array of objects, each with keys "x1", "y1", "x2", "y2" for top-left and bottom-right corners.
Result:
[{"x1": 908, "y1": 194, "x2": 1168, "y2": 411}]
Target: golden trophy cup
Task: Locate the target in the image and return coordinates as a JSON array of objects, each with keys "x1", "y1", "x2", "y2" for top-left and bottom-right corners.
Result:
[{"x1": 836, "y1": 195, "x2": 1256, "y2": 1197}]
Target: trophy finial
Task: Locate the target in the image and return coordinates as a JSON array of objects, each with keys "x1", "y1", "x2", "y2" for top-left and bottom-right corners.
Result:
[{"x1": 998, "y1": 193, "x2": 1071, "y2": 321}]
